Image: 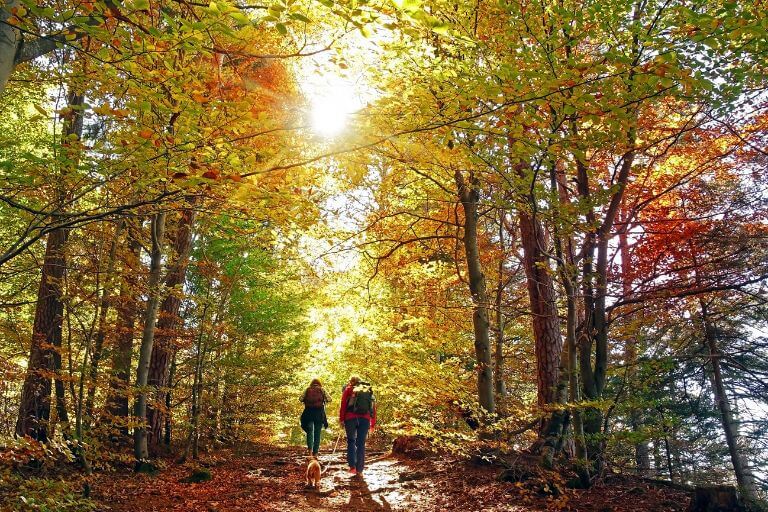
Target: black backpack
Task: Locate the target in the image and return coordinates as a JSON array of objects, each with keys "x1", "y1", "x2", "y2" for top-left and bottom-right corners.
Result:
[{"x1": 347, "y1": 382, "x2": 374, "y2": 415}]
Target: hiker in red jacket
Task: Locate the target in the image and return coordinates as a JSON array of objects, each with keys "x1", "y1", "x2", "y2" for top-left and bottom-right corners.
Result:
[{"x1": 339, "y1": 375, "x2": 376, "y2": 476}]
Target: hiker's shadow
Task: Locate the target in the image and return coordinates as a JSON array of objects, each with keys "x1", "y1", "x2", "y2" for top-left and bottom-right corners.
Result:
[{"x1": 348, "y1": 478, "x2": 391, "y2": 511}]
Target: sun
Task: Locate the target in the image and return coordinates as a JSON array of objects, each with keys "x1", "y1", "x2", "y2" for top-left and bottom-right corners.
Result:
[
  {"x1": 299, "y1": 51, "x2": 376, "y2": 138},
  {"x1": 309, "y1": 79, "x2": 358, "y2": 137}
]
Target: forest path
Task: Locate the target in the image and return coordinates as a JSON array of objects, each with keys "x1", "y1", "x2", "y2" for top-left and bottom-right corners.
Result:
[
  {"x1": 90, "y1": 443, "x2": 692, "y2": 511},
  {"x1": 91, "y1": 444, "x2": 508, "y2": 512}
]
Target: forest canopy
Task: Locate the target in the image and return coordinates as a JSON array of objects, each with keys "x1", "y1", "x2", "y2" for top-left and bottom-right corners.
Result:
[{"x1": 0, "y1": 0, "x2": 766, "y2": 509}]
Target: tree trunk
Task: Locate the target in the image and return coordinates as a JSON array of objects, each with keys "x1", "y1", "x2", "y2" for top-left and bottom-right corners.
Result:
[
  {"x1": 700, "y1": 301, "x2": 756, "y2": 499},
  {"x1": 147, "y1": 197, "x2": 197, "y2": 454},
  {"x1": 494, "y1": 212, "x2": 506, "y2": 399},
  {"x1": 543, "y1": 158, "x2": 590, "y2": 481},
  {"x1": 454, "y1": 170, "x2": 494, "y2": 414},
  {"x1": 134, "y1": 212, "x2": 166, "y2": 465},
  {"x1": 619, "y1": 225, "x2": 651, "y2": 474},
  {"x1": 84, "y1": 222, "x2": 122, "y2": 426},
  {"x1": 0, "y1": 0, "x2": 22, "y2": 94},
  {"x1": 15, "y1": 89, "x2": 84, "y2": 441},
  {"x1": 516, "y1": 207, "x2": 562, "y2": 408},
  {"x1": 164, "y1": 349, "x2": 177, "y2": 447},
  {"x1": 15, "y1": 228, "x2": 68, "y2": 441},
  {"x1": 106, "y1": 229, "x2": 141, "y2": 437}
]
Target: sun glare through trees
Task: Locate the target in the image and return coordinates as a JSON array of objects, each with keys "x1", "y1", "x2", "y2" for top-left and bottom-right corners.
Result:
[{"x1": 0, "y1": 0, "x2": 767, "y2": 510}]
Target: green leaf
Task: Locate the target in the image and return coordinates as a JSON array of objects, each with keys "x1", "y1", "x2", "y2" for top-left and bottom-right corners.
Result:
[
  {"x1": 431, "y1": 22, "x2": 450, "y2": 35},
  {"x1": 134, "y1": 0, "x2": 150, "y2": 10},
  {"x1": 230, "y1": 10, "x2": 251, "y2": 25},
  {"x1": 289, "y1": 12, "x2": 310, "y2": 22},
  {"x1": 275, "y1": 22, "x2": 288, "y2": 34}
]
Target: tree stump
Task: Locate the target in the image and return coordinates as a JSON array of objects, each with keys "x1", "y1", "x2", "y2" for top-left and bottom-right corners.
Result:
[{"x1": 688, "y1": 485, "x2": 742, "y2": 512}]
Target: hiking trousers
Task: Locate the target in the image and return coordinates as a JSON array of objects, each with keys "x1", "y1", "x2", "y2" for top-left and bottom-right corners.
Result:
[
  {"x1": 303, "y1": 419, "x2": 324, "y2": 455},
  {"x1": 344, "y1": 417, "x2": 370, "y2": 472}
]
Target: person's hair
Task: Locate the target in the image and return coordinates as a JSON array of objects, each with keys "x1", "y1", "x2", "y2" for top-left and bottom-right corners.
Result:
[
  {"x1": 349, "y1": 375, "x2": 361, "y2": 385},
  {"x1": 310, "y1": 378, "x2": 322, "y2": 387}
]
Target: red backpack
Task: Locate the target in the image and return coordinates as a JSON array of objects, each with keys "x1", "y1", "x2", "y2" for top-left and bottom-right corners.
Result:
[{"x1": 304, "y1": 386, "x2": 324, "y2": 408}]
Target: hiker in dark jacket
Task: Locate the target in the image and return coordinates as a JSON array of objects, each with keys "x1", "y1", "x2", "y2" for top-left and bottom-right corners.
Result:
[
  {"x1": 339, "y1": 375, "x2": 376, "y2": 476},
  {"x1": 300, "y1": 378, "x2": 330, "y2": 457}
]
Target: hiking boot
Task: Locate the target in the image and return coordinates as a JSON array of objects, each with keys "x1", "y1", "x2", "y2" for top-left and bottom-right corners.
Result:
[{"x1": 348, "y1": 467, "x2": 357, "y2": 475}]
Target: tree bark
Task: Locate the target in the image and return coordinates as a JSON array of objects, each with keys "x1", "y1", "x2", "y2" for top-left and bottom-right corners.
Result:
[
  {"x1": 699, "y1": 301, "x2": 756, "y2": 499},
  {"x1": 134, "y1": 212, "x2": 166, "y2": 464},
  {"x1": 84, "y1": 222, "x2": 122, "y2": 426},
  {"x1": 494, "y1": 212, "x2": 506, "y2": 398},
  {"x1": 106, "y1": 229, "x2": 141, "y2": 436},
  {"x1": 146, "y1": 197, "x2": 197, "y2": 454},
  {"x1": 15, "y1": 228, "x2": 68, "y2": 441},
  {"x1": 619, "y1": 224, "x2": 651, "y2": 474},
  {"x1": 454, "y1": 170, "x2": 494, "y2": 414},
  {"x1": 15, "y1": 89, "x2": 84, "y2": 441},
  {"x1": 0, "y1": 0, "x2": 23, "y2": 95},
  {"x1": 517, "y1": 206, "x2": 562, "y2": 408}
]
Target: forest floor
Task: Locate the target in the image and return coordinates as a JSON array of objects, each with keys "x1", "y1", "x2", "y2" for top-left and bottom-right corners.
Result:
[{"x1": 89, "y1": 443, "x2": 694, "y2": 512}]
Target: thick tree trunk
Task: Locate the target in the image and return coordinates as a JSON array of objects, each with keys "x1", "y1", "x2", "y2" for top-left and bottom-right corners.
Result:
[
  {"x1": 15, "y1": 89, "x2": 84, "y2": 441},
  {"x1": 0, "y1": 0, "x2": 22, "y2": 95},
  {"x1": 146, "y1": 197, "x2": 197, "y2": 455},
  {"x1": 517, "y1": 208, "x2": 562, "y2": 408},
  {"x1": 15, "y1": 228, "x2": 68, "y2": 441},
  {"x1": 134, "y1": 212, "x2": 166, "y2": 464},
  {"x1": 454, "y1": 170, "x2": 494, "y2": 414}
]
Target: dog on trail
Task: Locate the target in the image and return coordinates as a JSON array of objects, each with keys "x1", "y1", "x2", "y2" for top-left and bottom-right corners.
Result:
[{"x1": 306, "y1": 456, "x2": 321, "y2": 489}]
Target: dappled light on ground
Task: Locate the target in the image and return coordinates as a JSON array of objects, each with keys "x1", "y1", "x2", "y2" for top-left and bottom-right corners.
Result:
[{"x1": 89, "y1": 444, "x2": 694, "y2": 512}]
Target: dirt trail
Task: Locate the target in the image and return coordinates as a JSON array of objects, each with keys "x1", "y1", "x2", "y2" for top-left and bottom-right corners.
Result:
[
  {"x1": 92, "y1": 447, "x2": 450, "y2": 512},
  {"x1": 90, "y1": 445, "x2": 692, "y2": 512}
]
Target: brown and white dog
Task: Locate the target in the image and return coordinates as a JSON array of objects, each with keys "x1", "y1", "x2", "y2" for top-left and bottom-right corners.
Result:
[{"x1": 306, "y1": 456, "x2": 321, "y2": 489}]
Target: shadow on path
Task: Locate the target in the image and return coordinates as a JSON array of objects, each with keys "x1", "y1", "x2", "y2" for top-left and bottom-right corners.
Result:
[{"x1": 347, "y1": 476, "x2": 392, "y2": 511}]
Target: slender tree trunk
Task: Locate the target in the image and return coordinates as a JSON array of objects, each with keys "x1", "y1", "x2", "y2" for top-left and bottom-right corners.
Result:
[
  {"x1": 164, "y1": 349, "x2": 177, "y2": 447},
  {"x1": 454, "y1": 170, "x2": 494, "y2": 414},
  {"x1": 575, "y1": 2, "x2": 642, "y2": 470},
  {"x1": 147, "y1": 197, "x2": 198, "y2": 454},
  {"x1": 84, "y1": 222, "x2": 122, "y2": 426},
  {"x1": 618, "y1": 225, "x2": 650, "y2": 474},
  {"x1": 134, "y1": 212, "x2": 166, "y2": 465},
  {"x1": 494, "y1": 212, "x2": 506, "y2": 399},
  {"x1": 106, "y1": 230, "x2": 140, "y2": 436},
  {"x1": 700, "y1": 301, "x2": 756, "y2": 498},
  {"x1": 552, "y1": 160, "x2": 588, "y2": 457}
]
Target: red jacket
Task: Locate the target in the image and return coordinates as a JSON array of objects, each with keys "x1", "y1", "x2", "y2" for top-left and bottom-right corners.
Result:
[{"x1": 339, "y1": 384, "x2": 376, "y2": 428}]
